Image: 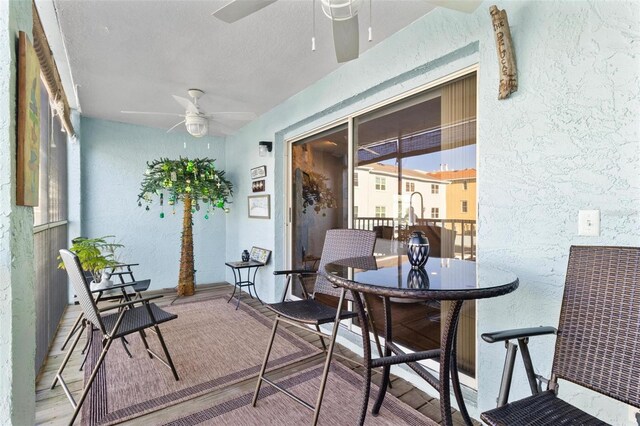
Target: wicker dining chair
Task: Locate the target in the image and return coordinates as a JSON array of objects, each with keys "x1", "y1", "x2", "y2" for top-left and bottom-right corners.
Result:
[
  {"x1": 481, "y1": 246, "x2": 640, "y2": 425},
  {"x1": 55, "y1": 249, "x2": 180, "y2": 425},
  {"x1": 252, "y1": 229, "x2": 377, "y2": 426}
]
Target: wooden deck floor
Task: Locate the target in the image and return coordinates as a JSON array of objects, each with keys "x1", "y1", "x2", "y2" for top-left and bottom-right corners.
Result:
[{"x1": 35, "y1": 283, "x2": 478, "y2": 425}]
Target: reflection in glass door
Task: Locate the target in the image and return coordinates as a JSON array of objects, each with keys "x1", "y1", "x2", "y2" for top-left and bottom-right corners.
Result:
[
  {"x1": 353, "y1": 73, "x2": 477, "y2": 377},
  {"x1": 290, "y1": 124, "x2": 348, "y2": 302}
]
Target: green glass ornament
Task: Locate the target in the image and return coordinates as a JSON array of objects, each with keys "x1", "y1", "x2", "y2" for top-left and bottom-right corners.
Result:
[
  {"x1": 160, "y1": 212, "x2": 165, "y2": 218},
  {"x1": 204, "y1": 214, "x2": 209, "y2": 220},
  {"x1": 216, "y1": 200, "x2": 224, "y2": 208},
  {"x1": 186, "y1": 161, "x2": 194, "y2": 172}
]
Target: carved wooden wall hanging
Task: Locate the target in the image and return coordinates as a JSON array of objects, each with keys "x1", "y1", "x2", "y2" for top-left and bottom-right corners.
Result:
[{"x1": 490, "y1": 5, "x2": 517, "y2": 99}]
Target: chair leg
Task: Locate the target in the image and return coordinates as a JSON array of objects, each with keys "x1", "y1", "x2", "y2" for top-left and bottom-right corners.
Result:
[
  {"x1": 252, "y1": 315, "x2": 280, "y2": 407},
  {"x1": 315, "y1": 325, "x2": 327, "y2": 351},
  {"x1": 139, "y1": 330, "x2": 153, "y2": 359},
  {"x1": 80, "y1": 322, "x2": 93, "y2": 355},
  {"x1": 61, "y1": 312, "x2": 84, "y2": 351},
  {"x1": 154, "y1": 325, "x2": 179, "y2": 381},
  {"x1": 311, "y1": 289, "x2": 347, "y2": 426},
  {"x1": 68, "y1": 337, "x2": 114, "y2": 425},
  {"x1": 51, "y1": 321, "x2": 84, "y2": 389},
  {"x1": 120, "y1": 336, "x2": 133, "y2": 358}
]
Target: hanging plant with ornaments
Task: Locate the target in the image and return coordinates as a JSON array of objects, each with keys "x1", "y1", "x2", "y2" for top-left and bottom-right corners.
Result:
[{"x1": 137, "y1": 157, "x2": 233, "y2": 296}]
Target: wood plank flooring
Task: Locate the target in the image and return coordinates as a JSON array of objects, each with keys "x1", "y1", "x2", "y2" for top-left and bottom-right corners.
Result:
[{"x1": 35, "y1": 283, "x2": 479, "y2": 425}]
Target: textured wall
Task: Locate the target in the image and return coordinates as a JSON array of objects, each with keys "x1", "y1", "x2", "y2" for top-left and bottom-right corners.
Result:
[
  {"x1": 224, "y1": 1, "x2": 639, "y2": 423},
  {"x1": 0, "y1": 0, "x2": 36, "y2": 423},
  {"x1": 81, "y1": 117, "x2": 228, "y2": 291}
]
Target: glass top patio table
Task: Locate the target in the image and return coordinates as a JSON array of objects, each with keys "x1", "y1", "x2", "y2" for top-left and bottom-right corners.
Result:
[
  {"x1": 324, "y1": 255, "x2": 518, "y2": 300},
  {"x1": 323, "y1": 255, "x2": 519, "y2": 426}
]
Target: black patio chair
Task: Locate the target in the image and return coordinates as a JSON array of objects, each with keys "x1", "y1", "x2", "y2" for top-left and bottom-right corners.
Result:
[
  {"x1": 55, "y1": 249, "x2": 180, "y2": 425},
  {"x1": 481, "y1": 245, "x2": 639, "y2": 425},
  {"x1": 252, "y1": 229, "x2": 377, "y2": 425},
  {"x1": 60, "y1": 262, "x2": 151, "y2": 353}
]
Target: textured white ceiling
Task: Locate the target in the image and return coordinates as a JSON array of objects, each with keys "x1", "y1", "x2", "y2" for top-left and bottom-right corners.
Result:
[{"x1": 46, "y1": 0, "x2": 438, "y2": 135}]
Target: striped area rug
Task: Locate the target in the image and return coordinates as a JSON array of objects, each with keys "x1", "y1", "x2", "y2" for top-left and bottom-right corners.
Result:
[
  {"x1": 161, "y1": 362, "x2": 438, "y2": 425},
  {"x1": 82, "y1": 296, "x2": 317, "y2": 425}
]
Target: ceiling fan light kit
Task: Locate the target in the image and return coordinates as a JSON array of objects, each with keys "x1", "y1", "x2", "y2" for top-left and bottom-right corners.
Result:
[
  {"x1": 321, "y1": 0, "x2": 362, "y2": 21},
  {"x1": 185, "y1": 114, "x2": 208, "y2": 138}
]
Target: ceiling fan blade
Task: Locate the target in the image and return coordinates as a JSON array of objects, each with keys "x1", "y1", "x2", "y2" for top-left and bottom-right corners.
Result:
[
  {"x1": 424, "y1": 0, "x2": 482, "y2": 13},
  {"x1": 172, "y1": 95, "x2": 199, "y2": 114},
  {"x1": 166, "y1": 120, "x2": 186, "y2": 134},
  {"x1": 121, "y1": 110, "x2": 184, "y2": 117},
  {"x1": 332, "y1": 15, "x2": 359, "y2": 63},
  {"x1": 205, "y1": 112, "x2": 257, "y2": 121},
  {"x1": 212, "y1": 0, "x2": 278, "y2": 23}
]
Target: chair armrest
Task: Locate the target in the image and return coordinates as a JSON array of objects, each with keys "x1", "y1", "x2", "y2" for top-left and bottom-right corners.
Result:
[
  {"x1": 98, "y1": 295, "x2": 163, "y2": 312},
  {"x1": 108, "y1": 271, "x2": 135, "y2": 276},
  {"x1": 111, "y1": 263, "x2": 139, "y2": 269},
  {"x1": 90, "y1": 280, "x2": 149, "y2": 293},
  {"x1": 273, "y1": 269, "x2": 316, "y2": 276},
  {"x1": 482, "y1": 326, "x2": 557, "y2": 343}
]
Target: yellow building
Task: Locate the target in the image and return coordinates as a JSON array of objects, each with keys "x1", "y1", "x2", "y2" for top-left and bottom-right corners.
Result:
[{"x1": 427, "y1": 169, "x2": 477, "y2": 221}]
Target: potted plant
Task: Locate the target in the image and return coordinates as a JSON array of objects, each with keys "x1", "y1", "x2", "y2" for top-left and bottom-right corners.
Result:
[{"x1": 58, "y1": 236, "x2": 123, "y2": 288}]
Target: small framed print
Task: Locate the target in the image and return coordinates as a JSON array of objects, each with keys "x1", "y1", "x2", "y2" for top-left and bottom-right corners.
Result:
[
  {"x1": 250, "y1": 165, "x2": 267, "y2": 180},
  {"x1": 250, "y1": 246, "x2": 271, "y2": 264},
  {"x1": 248, "y1": 194, "x2": 270, "y2": 219},
  {"x1": 252, "y1": 179, "x2": 265, "y2": 193}
]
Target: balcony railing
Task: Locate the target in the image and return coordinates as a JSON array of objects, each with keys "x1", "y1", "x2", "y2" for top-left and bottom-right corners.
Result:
[{"x1": 354, "y1": 217, "x2": 476, "y2": 260}]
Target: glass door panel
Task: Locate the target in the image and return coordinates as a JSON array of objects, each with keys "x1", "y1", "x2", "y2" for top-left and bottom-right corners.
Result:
[
  {"x1": 290, "y1": 124, "x2": 348, "y2": 303},
  {"x1": 353, "y1": 73, "x2": 477, "y2": 377}
]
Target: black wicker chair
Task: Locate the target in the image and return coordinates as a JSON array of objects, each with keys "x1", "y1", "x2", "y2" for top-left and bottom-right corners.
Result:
[
  {"x1": 55, "y1": 249, "x2": 179, "y2": 425},
  {"x1": 252, "y1": 229, "x2": 377, "y2": 425},
  {"x1": 481, "y1": 246, "x2": 640, "y2": 425},
  {"x1": 58, "y1": 262, "x2": 153, "y2": 375}
]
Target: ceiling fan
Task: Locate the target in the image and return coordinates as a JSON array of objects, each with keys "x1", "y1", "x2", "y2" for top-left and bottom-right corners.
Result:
[
  {"x1": 121, "y1": 89, "x2": 256, "y2": 137},
  {"x1": 212, "y1": 0, "x2": 482, "y2": 63}
]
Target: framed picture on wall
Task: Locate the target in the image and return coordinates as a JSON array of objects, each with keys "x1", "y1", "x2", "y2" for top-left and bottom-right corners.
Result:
[
  {"x1": 16, "y1": 31, "x2": 41, "y2": 207},
  {"x1": 250, "y1": 165, "x2": 267, "y2": 180},
  {"x1": 248, "y1": 194, "x2": 270, "y2": 219},
  {"x1": 252, "y1": 179, "x2": 265, "y2": 192},
  {"x1": 250, "y1": 247, "x2": 271, "y2": 264}
]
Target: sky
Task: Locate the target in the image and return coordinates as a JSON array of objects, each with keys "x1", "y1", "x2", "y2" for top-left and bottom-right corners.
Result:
[{"x1": 382, "y1": 144, "x2": 476, "y2": 172}]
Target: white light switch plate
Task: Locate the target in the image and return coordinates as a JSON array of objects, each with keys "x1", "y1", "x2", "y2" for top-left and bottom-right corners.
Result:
[{"x1": 578, "y1": 210, "x2": 600, "y2": 236}]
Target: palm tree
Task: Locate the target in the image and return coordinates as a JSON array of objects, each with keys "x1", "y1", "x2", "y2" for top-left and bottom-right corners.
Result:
[{"x1": 138, "y1": 157, "x2": 232, "y2": 296}]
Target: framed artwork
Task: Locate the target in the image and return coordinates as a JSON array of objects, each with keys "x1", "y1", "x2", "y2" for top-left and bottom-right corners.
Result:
[
  {"x1": 252, "y1": 179, "x2": 265, "y2": 192},
  {"x1": 250, "y1": 246, "x2": 271, "y2": 264},
  {"x1": 16, "y1": 31, "x2": 41, "y2": 206},
  {"x1": 250, "y1": 165, "x2": 267, "y2": 180},
  {"x1": 248, "y1": 194, "x2": 270, "y2": 219}
]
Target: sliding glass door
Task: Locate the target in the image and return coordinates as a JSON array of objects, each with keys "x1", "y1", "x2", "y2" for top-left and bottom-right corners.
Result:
[
  {"x1": 353, "y1": 73, "x2": 477, "y2": 377},
  {"x1": 289, "y1": 124, "x2": 348, "y2": 303},
  {"x1": 286, "y1": 71, "x2": 477, "y2": 378}
]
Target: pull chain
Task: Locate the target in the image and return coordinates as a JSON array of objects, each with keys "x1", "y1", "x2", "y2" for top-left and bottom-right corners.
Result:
[
  {"x1": 312, "y1": 0, "x2": 316, "y2": 51},
  {"x1": 368, "y1": 0, "x2": 373, "y2": 42}
]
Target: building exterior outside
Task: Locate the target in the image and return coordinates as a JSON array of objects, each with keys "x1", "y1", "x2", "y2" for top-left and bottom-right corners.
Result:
[{"x1": 354, "y1": 163, "x2": 448, "y2": 222}]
